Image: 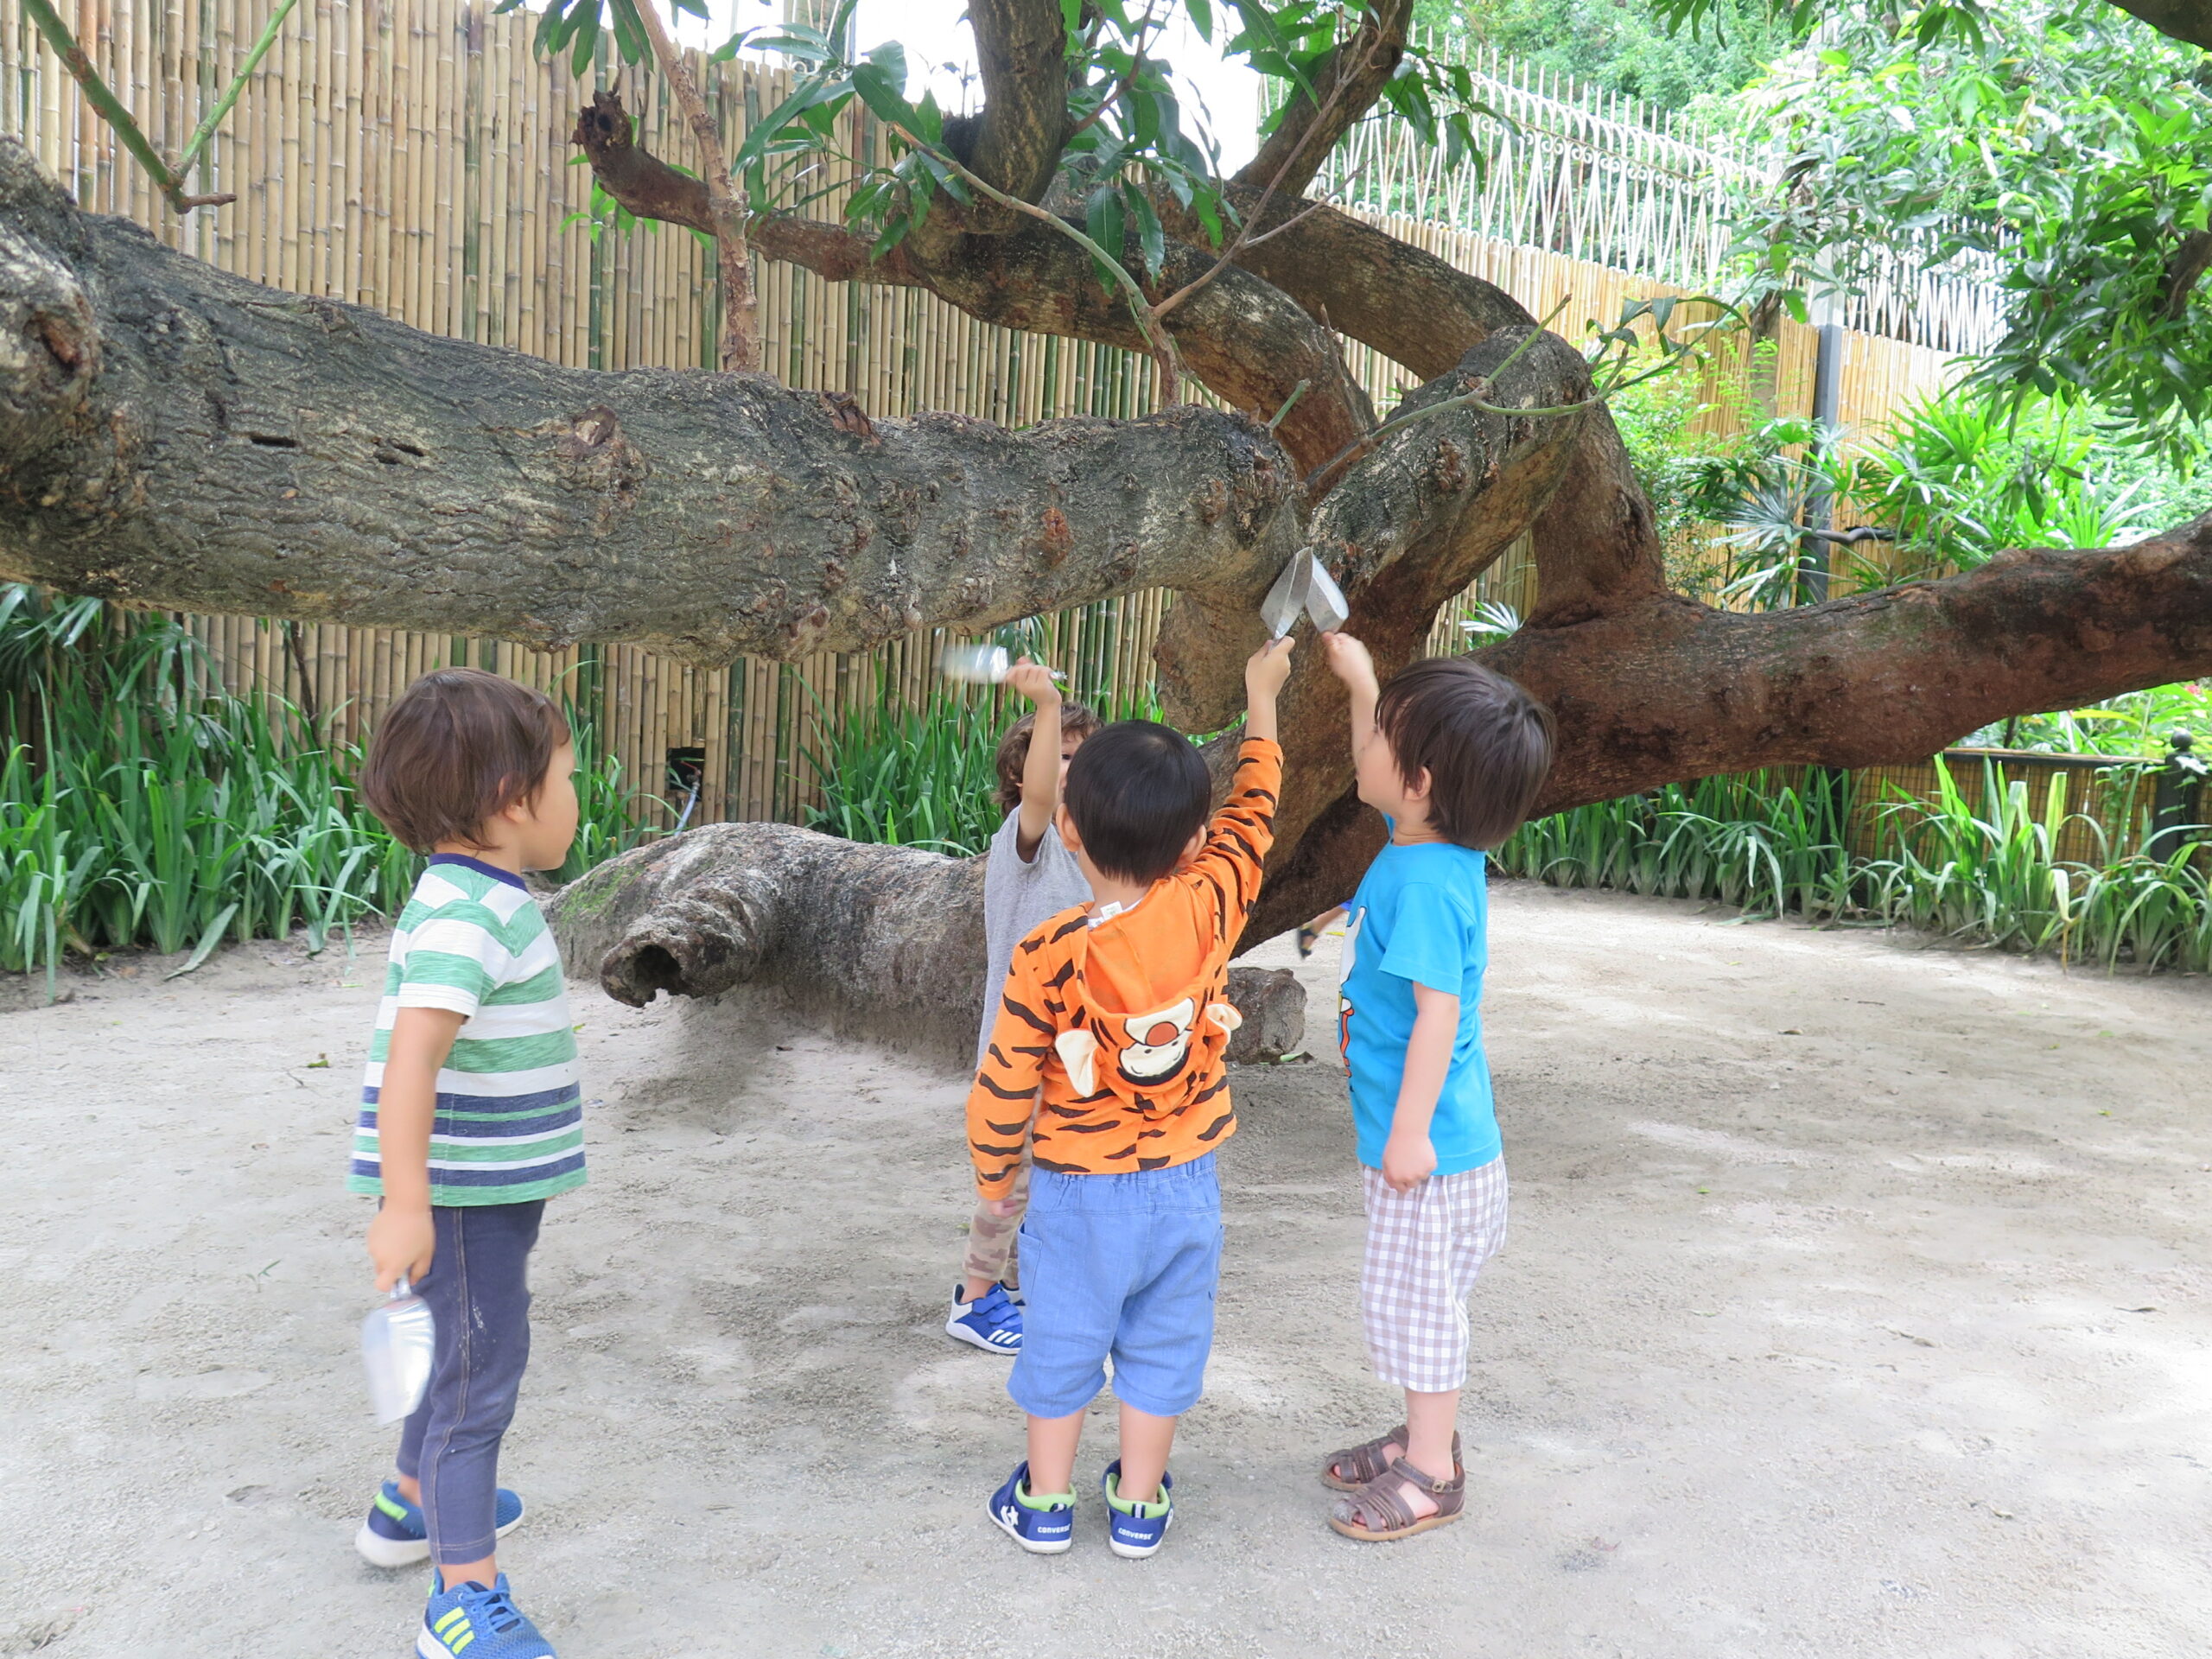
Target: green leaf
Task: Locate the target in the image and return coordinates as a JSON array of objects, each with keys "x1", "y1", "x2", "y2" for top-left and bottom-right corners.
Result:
[
  {"x1": 164, "y1": 902, "x2": 239, "y2": 980},
  {"x1": 1123, "y1": 178, "x2": 1165, "y2": 276},
  {"x1": 1186, "y1": 0, "x2": 1213, "y2": 42},
  {"x1": 850, "y1": 60, "x2": 918, "y2": 135},
  {"x1": 1085, "y1": 185, "x2": 1128, "y2": 283}
]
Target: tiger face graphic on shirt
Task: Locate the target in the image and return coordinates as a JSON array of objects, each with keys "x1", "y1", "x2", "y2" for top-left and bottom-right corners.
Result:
[{"x1": 966, "y1": 740, "x2": 1282, "y2": 1199}]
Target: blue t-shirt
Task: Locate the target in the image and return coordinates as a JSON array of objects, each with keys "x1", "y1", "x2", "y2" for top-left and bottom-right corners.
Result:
[{"x1": 1337, "y1": 838, "x2": 1497, "y2": 1175}]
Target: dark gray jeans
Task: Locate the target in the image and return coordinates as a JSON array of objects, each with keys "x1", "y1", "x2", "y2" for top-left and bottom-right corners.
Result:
[{"x1": 394, "y1": 1200, "x2": 543, "y2": 1565}]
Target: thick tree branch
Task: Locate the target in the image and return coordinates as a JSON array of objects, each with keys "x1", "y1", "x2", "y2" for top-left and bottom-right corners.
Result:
[
  {"x1": 964, "y1": 0, "x2": 1075, "y2": 206},
  {"x1": 574, "y1": 92, "x2": 1371, "y2": 476},
  {"x1": 0, "y1": 140, "x2": 1301, "y2": 660},
  {"x1": 1522, "y1": 408, "x2": 1669, "y2": 626},
  {"x1": 1215, "y1": 197, "x2": 1671, "y2": 622},
  {"x1": 2103, "y1": 0, "x2": 2212, "y2": 50},
  {"x1": 1217, "y1": 195, "x2": 1536, "y2": 373},
  {"x1": 1483, "y1": 513, "x2": 2212, "y2": 813},
  {"x1": 1159, "y1": 327, "x2": 1595, "y2": 817},
  {"x1": 1230, "y1": 0, "x2": 1414, "y2": 200}
]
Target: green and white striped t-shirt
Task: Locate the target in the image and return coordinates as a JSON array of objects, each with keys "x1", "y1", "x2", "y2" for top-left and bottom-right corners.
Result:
[{"x1": 348, "y1": 855, "x2": 586, "y2": 1207}]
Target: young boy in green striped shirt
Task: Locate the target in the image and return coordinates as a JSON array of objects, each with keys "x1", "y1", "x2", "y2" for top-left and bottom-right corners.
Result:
[{"x1": 348, "y1": 668, "x2": 582, "y2": 1659}]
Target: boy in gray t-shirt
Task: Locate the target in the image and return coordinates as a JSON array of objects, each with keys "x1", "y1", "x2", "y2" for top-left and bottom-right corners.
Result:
[{"x1": 949, "y1": 661, "x2": 1101, "y2": 1356}]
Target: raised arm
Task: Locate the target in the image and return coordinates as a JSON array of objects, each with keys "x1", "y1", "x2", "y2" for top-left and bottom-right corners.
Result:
[
  {"x1": 1007, "y1": 656, "x2": 1065, "y2": 860},
  {"x1": 1321, "y1": 632, "x2": 1382, "y2": 777}
]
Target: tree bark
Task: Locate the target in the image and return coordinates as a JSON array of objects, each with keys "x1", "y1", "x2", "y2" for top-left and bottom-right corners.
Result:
[
  {"x1": 2104, "y1": 0, "x2": 2212, "y2": 51},
  {"x1": 1481, "y1": 515, "x2": 2212, "y2": 812},
  {"x1": 552, "y1": 820, "x2": 1303, "y2": 1066},
  {"x1": 0, "y1": 139, "x2": 1306, "y2": 661}
]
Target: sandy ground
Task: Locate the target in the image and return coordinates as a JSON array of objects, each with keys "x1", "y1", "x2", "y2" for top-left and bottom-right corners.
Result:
[{"x1": 3, "y1": 881, "x2": 2209, "y2": 1658}]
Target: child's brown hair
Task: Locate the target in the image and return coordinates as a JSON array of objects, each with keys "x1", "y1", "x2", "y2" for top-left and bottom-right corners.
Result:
[
  {"x1": 1375, "y1": 658, "x2": 1554, "y2": 850},
  {"x1": 994, "y1": 702, "x2": 1103, "y2": 810},
  {"x1": 360, "y1": 668, "x2": 571, "y2": 853}
]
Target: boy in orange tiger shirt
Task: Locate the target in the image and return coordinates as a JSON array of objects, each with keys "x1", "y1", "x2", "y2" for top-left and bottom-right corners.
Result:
[{"x1": 968, "y1": 636, "x2": 1295, "y2": 1559}]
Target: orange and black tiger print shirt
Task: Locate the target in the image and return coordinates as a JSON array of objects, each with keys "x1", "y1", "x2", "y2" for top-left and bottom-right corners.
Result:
[{"x1": 966, "y1": 739, "x2": 1282, "y2": 1201}]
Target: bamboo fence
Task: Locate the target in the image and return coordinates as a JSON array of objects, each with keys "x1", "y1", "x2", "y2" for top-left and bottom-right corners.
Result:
[
  {"x1": 1, "y1": 0, "x2": 1959, "y2": 828},
  {"x1": 1849, "y1": 752, "x2": 2164, "y2": 868}
]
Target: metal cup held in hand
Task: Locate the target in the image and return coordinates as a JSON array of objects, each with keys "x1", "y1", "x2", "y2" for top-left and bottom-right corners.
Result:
[
  {"x1": 361, "y1": 1278, "x2": 435, "y2": 1425},
  {"x1": 1260, "y1": 550, "x2": 1350, "y2": 639}
]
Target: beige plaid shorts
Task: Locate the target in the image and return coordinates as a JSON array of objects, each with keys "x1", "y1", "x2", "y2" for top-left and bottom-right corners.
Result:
[{"x1": 1360, "y1": 1157, "x2": 1508, "y2": 1393}]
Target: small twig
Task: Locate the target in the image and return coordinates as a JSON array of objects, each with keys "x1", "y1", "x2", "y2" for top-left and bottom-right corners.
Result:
[
  {"x1": 1266, "y1": 380, "x2": 1311, "y2": 433},
  {"x1": 1062, "y1": 4, "x2": 1162, "y2": 148},
  {"x1": 175, "y1": 0, "x2": 300, "y2": 178},
  {"x1": 1153, "y1": 41, "x2": 1380, "y2": 326},
  {"x1": 21, "y1": 0, "x2": 286, "y2": 212},
  {"x1": 634, "y1": 0, "x2": 757, "y2": 372},
  {"x1": 888, "y1": 124, "x2": 1184, "y2": 404}
]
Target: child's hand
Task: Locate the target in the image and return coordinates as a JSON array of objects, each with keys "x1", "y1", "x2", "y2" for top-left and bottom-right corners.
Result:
[
  {"x1": 1320, "y1": 631, "x2": 1377, "y2": 696},
  {"x1": 1005, "y1": 656, "x2": 1062, "y2": 709},
  {"x1": 367, "y1": 1204, "x2": 436, "y2": 1293},
  {"x1": 983, "y1": 1192, "x2": 1023, "y2": 1218},
  {"x1": 1380, "y1": 1129, "x2": 1437, "y2": 1194},
  {"x1": 1244, "y1": 635, "x2": 1295, "y2": 703}
]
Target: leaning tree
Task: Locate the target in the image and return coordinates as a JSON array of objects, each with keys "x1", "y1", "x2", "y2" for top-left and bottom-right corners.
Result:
[{"x1": 1, "y1": 0, "x2": 2207, "y2": 1049}]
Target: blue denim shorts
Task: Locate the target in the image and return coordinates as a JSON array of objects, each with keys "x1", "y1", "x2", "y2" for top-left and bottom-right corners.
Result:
[{"x1": 1007, "y1": 1154, "x2": 1224, "y2": 1420}]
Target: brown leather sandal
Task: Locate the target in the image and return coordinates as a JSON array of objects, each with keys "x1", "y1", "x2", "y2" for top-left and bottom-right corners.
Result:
[
  {"x1": 1320, "y1": 1427, "x2": 1461, "y2": 1492},
  {"x1": 1327, "y1": 1455, "x2": 1466, "y2": 1541}
]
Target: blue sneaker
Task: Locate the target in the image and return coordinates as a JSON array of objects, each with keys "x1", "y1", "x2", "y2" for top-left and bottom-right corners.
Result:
[
  {"x1": 987, "y1": 1461, "x2": 1075, "y2": 1554},
  {"x1": 1101, "y1": 1460, "x2": 1174, "y2": 1559},
  {"x1": 356, "y1": 1480, "x2": 525, "y2": 1568},
  {"x1": 418, "y1": 1572, "x2": 555, "y2": 1658},
  {"x1": 946, "y1": 1281, "x2": 1023, "y2": 1355}
]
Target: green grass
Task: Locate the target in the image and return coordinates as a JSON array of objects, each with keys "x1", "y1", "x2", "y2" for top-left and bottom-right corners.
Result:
[
  {"x1": 803, "y1": 695, "x2": 1007, "y2": 856},
  {"x1": 0, "y1": 588, "x2": 664, "y2": 998},
  {"x1": 803, "y1": 680, "x2": 1162, "y2": 859},
  {"x1": 1497, "y1": 759, "x2": 2210, "y2": 973}
]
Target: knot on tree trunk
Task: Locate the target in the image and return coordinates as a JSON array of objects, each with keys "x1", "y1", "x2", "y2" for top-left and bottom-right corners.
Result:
[{"x1": 0, "y1": 151, "x2": 101, "y2": 480}]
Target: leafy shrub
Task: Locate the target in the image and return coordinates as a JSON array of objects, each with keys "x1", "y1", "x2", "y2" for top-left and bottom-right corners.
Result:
[
  {"x1": 0, "y1": 588, "x2": 661, "y2": 996},
  {"x1": 1499, "y1": 758, "x2": 2208, "y2": 972}
]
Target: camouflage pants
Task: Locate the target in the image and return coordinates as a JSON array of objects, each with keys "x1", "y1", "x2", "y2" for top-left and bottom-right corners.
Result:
[{"x1": 963, "y1": 1148, "x2": 1032, "y2": 1289}]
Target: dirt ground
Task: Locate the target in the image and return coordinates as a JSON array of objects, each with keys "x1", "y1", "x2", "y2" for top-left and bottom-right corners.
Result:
[{"x1": 4, "y1": 880, "x2": 2209, "y2": 1658}]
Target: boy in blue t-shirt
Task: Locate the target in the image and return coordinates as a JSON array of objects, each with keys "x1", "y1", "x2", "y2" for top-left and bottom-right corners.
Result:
[{"x1": 1313, "y1": 633, "x2": 1555, "y2": 1542}]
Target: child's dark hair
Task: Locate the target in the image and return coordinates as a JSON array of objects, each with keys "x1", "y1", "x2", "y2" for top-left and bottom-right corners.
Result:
[
  {"x1": 994, "y1": 702, "x2": 1103, "y2": 810},
  {"x1": 360, "y1": 668, "x2": 571, "y2": 854},
  {"x1": 1061, "y1": 720, "x2": 1211, "y2": 883},
  {"x1": 1375, "y1": 658, "x2": 1554, "y2": 850}
]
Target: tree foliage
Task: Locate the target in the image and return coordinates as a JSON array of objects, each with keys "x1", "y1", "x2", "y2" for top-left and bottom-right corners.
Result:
[
  {"x1": 1414, "y1": 0, "x2": 1799, "y2": 111},
  {"x1": 1719, "y1": 0, "x2": 2212, "y2": 465}
]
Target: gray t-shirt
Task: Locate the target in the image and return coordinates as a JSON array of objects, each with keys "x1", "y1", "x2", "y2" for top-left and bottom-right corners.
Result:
[{"x1": 977, "y1": 808, "x2": 1091, "y2": 1068}]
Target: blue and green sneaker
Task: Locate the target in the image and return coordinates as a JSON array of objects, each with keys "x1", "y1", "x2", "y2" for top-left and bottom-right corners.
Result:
[
  {"x1": 987, "y1": 1461, "x2": 1075, "y2": 1554},
  {"x1": 417, "y1": 1572, "x2": 555, "y2": 1659},
  {"x1": 356, "y1": 1480, "x2": 525, "y2": 1568},
  {"x1": 1102, "y1": 1460, "x2": 1173, "y2": 1559}
]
